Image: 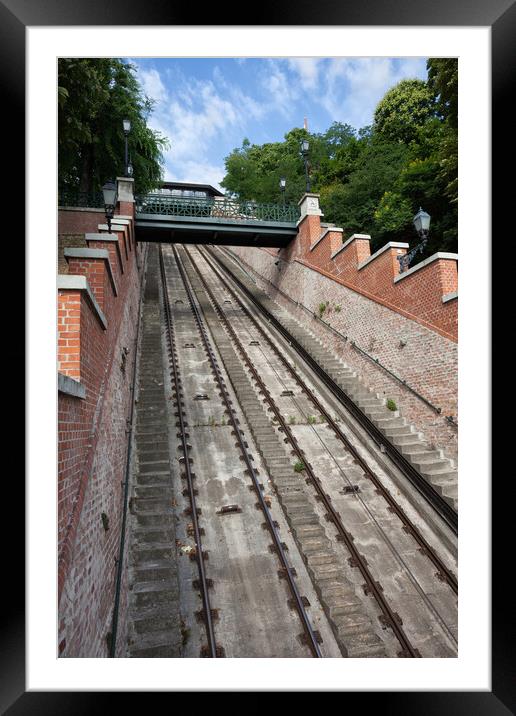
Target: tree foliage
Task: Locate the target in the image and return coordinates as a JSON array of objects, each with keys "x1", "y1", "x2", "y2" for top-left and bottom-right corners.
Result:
[
  {"x1": 373, "y1": 79, "x2": 436, "y2": 145},
  {"x1": 221, "y1": 60, "x2": 458, "y2": 257},
  {"x1": 58, "y1": 59, "x2": 169, "y2": 196}
]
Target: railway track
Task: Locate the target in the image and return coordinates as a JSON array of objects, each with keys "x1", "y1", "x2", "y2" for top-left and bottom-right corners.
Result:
[
  {"x1": 181, "y1": 245, "x2": 428, "y2": 658},
  {"x1": 127, "y1": 242, "x2": 457, "y2": 658},
  {"x1": 196, "y1": 245, "x2": 458, "y2": 596},
  {"x1": 206, "y1": 245, "x2": 458, "y2": 534},
  {"x1": 160, "y1": 244, "x2": 324, "y2": 657}
]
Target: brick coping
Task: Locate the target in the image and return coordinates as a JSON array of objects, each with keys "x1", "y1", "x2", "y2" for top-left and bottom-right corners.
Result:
[
  {"x1": 57, "y1": 274, "x2": 107, "y2": 329},
  {"x1": 58, "y1": 372, "x2": 86, "y2": 399},
  {"x1": 64, "y1": 247, "x2": 118, "y2": 296},
  {"x1": 310, "y1": 226, "x2": 344, "y2": 252},
  {"x1": 442, "y1": 291, "x2": 458, "y2": 303},
  {"x1": 58, "y1": 206, "x2": 104, "y2": 213},
  {"x1": 330, "y1": 233, "x2": 371, "y2": 260},
  {"x1": 393, "y1": 252, "x2": 459, "y2": 283},
  {"x1": 357, "y1": 241, "x2": 409, "y2": 271}
]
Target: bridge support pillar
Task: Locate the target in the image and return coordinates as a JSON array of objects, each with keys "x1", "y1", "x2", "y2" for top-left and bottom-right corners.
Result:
[
  {"x1": 286, "y1": 193, "x2": 323, "y2": 261},
  {"x1": 117, "y1": 176, "x2": 135, "y2": 219}
]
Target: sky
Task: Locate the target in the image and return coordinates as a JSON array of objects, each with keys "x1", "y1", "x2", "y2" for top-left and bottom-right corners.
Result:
[{"x1": 127, "y1": 57, "x2": 428, "y2": 192}]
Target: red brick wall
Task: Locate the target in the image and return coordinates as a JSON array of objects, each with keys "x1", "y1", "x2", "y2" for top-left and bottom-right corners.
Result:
[
  {"x1": 286, "y1": 213, "x2": 458, "y2": 341},
  {"x1": 229, "y1": 244, "x2": 458, "y2": 461},
  {"x1": 58, "y1": 207, "x2": 147, "y2": 657},
  {"x1": 59, "y1": 208, "x2": 105, "y2": 235}
]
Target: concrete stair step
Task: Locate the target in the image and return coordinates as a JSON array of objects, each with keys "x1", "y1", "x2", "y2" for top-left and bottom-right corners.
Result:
[
  {"x1": 302, "y1": 539, "x2": 332, "y2": 556},
  {"x1": 133, "y1": 559, "x2": 176, "y2": 581},
  {"x1": 132, "y1": 545, "x2": 174, "y2": 563},
  {"x1": 390, "y1": 434, "x2": 424, "y2": 446},
  {"x1": 129, "y1": 631, "x2": 180, "y2": 657},
  {"x1": 132, "y1": 612, "x2": 179, "y2": 635},
  {"x1": 383, "y1": 427, "x2": 416, "y2": 438},
  {"x1": 136, "y1": 512, "x2": 173, "y2": 527},
  {"x1": 409, "y1": 451, "x2": 446, "y2": 465}
]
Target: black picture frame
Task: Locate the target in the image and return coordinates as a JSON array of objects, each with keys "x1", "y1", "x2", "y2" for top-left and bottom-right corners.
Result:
[{"x1": 6, "y1": 0, "x2": 510, "y2": 711}]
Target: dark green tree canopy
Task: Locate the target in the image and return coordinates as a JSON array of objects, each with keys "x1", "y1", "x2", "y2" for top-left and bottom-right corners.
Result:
[
  {"x1": 373, "y1": 79, "x2": 436, "y2": 145},
  {"x1": 58, "y1": 59, "x2": 169, "y2": 196},
  {"x1": 221, "y1": 59, "x2": 458, "y2": 258}
]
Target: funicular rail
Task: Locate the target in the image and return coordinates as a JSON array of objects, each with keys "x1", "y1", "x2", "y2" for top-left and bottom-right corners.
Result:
[
  {"x1": 184, "y1": 245, "x2": 425, "y2": 658},
  {"x1": 205, "y1": 246, "x2": 458, "y2": 535},
  {"x1": 196, "y1": 245, "x2": 458, "y2": 596},
  {"x1": 169, "y1": 245, "x2": 323, "y2": 658}
]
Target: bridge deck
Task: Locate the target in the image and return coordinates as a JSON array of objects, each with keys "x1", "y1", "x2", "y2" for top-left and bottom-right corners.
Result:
[{"x1": 134, "y1": 194, "x2": 299, "y2": 247}]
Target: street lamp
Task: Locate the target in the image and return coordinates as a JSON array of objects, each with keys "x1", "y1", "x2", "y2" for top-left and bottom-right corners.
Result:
[
  {"x1": 102, "y1": 180, "x2": 118, "y2": 233},
  {"x1": 300, "y1": 139, "x2": 310, "y2": 193},
  {"x1": 397, "y1": 207, "x2": 431, "y2": 273},
  {"x1": 279, "y1": 177, "x2": 286, "y2": 205},
  {"x1": 123, "y1": 119, "x2": 131, "y2": 177}
]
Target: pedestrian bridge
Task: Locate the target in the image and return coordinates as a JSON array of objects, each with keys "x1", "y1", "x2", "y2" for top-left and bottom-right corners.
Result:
[{"x1": 134, "y1": 194, "x2": 300, "y2": 247}]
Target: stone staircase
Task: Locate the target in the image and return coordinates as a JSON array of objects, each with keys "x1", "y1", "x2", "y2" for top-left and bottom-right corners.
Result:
[{"x1": 126, "y1": 245, "x2": 182, "y2": 657}]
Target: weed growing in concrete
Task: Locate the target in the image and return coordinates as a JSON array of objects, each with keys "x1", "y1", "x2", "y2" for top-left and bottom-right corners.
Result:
[
  {"x1": 294, "y1": 460, "x2": 305, "y2": 473},
  {"x1": 334, "y1": 304, "x2": 341, "y2": 313},
  {"x1": 180, "y1": 619, "x2": 190, "y2": 646},
  {"x1": 318, "y1": 302, "x2": 327, "y2": 318},
  {"x1": 307, "y1": 415, "x2": 316, "y2": 424},
  {"x1": 288, "y1": 415, "x2": 297, "y2": 425},
  {"x1": 386, "y1": 399, "x2": 397, "y2": 411}
]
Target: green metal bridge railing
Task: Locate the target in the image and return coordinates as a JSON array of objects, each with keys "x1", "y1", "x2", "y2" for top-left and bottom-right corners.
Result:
[{"x1": 135, "y1": 194, "x2": 300, "y2": 224}]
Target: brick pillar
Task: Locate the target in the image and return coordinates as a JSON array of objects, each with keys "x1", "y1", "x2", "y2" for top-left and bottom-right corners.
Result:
[
  {"x1": 289, "y1": 193, "x2": 323, "y2": 261},
  {"x1": 117, "y1": 176, "x2": 134, "y2": 219}
]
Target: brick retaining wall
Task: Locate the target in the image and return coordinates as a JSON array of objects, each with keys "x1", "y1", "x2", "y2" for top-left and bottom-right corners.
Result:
[
  {"x1": 228, "y1": 244, "x2": 458, "y2": 461},
  {"x1": 57, "y1": 198, "x2": 148, "y2": 657}
]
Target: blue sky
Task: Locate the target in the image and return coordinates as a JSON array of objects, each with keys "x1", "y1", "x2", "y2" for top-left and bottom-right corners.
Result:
[{"x1": 127, "y1": 57, "x2": 428, "y2": 191}]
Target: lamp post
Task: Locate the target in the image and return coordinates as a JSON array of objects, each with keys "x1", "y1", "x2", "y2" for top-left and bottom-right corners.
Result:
[
  {"x1": 300, "y1": 139, "x2": 310, "y2": 193},
  {"x1": 102, "y1": 180, "x2": 118, "y2": 234},
  {"x1": 279, "y1": 177, "x2": 286, "y2": 205},
  {"x1": 123, "y1": 119, "x2": 131, "y2": 177},
  {"x1": 397, "y1": 207, "x2": 431, "y2": 273}
]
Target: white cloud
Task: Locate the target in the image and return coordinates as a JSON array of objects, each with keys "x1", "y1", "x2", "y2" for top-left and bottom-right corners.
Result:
[
  {"x1": 261, "y1": 61, "x2": 299, "y2": 118},
  {"x1": 287, "y1": 58, "x2": 322, "y2": 91},
  {"x1": 138, "y1": 67, "x2": 168, "y2": 104},
  {"x1": 319, "y1": 57, "x2": 427, "y2": 128}
]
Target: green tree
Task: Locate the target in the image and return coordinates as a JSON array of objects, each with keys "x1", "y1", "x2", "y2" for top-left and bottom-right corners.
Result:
[
  {"x1": 58, "y1": 59, "x2": 169, "y2": 196},
  {"x1": 220, "y1": 61, "x2": 457, "y2": 257},
  {"x1": 373, "y1": 79, "x2": 436, "y2": 145}
]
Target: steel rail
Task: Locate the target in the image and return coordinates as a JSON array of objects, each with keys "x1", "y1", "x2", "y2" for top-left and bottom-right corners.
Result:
[
  {"x1": 185, "y1": 246, "x2": 420, "y2": 658},
  {"x1": 172, "y1": 245, "x2": 323, "y2": 658},
  {"x1": 198, "y1": 246, "x2": 458, "y2": 595},
  {"x1": 205, "y1": 246, "x2": 458, "y2": 535},
  {"x1": 159, "y1": 246, "x2": 219, "y2": 658}
]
